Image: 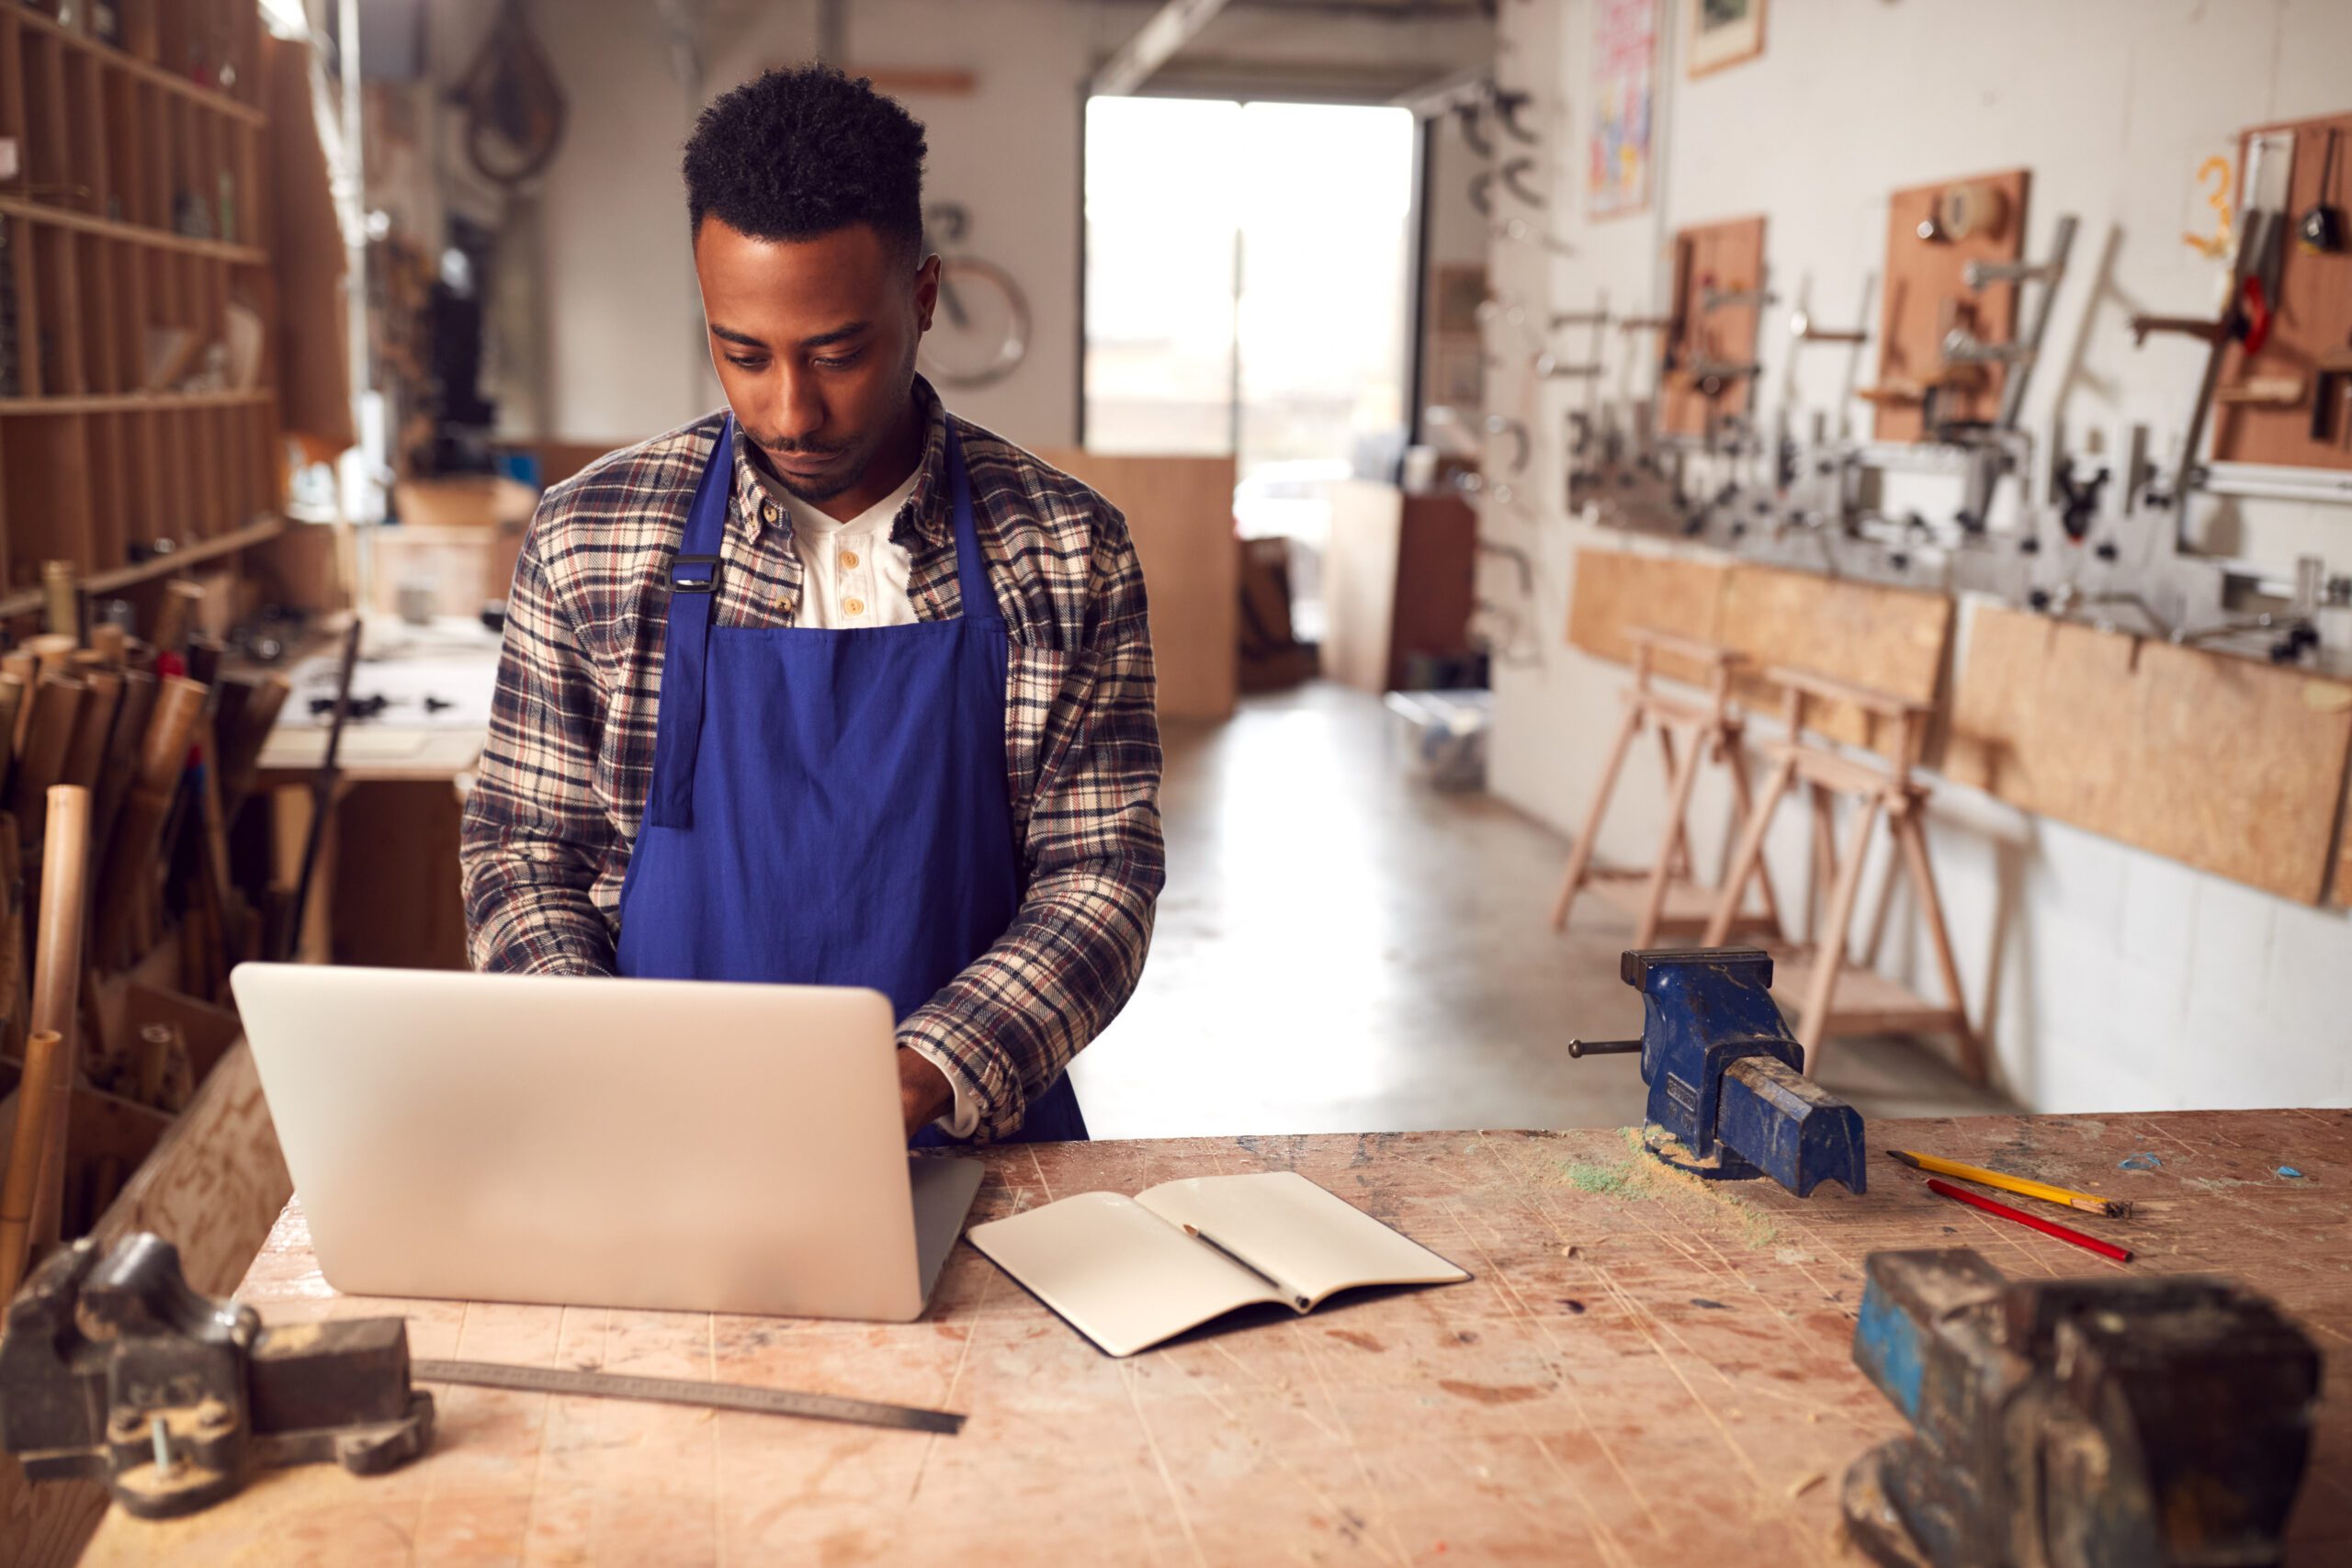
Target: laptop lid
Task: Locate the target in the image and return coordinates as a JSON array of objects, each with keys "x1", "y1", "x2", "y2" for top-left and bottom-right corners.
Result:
[{"x1": 230, "y1": 964, "x2": 975, "y2": 1322}]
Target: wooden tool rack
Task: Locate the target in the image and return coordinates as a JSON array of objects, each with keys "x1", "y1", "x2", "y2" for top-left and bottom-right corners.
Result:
[
  {"x1": 0, "y1": 0, "x2": 283, "y2": 612},
  {"x1": 1549, "y1": 625, "x2": 1782, "y2": 948}
]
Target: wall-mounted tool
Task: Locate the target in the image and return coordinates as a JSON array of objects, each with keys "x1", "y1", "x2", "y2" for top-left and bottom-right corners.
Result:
[
  {"x1": 1957, "y1": 212, "x2": 2076, "y2": 432},
  {"x1": 1498, "y1": 156, "x2": 1543, "y2": 209},
  {"x1": 1566, "y1": 947, "x2": 1867, "y2": 1198},
  {"x1": 1453, "y1": 98, "x2": 1494, "y2": 160},
  {"x1": 1788, "y1": 310, "x2": 1868, "y2": 345},
  {"x1": 1483, "y1": 413, "x2": 1530, "y2": 474},
  {"x1": 1700, "y1": 283, "x2": 1778, "y2": 314},
  {"x1": 1539, "y1": 297, "x2": 1610, "y2": 382},
  {"x1": 1842, "y1": 1247, "x2": 2321, "y2": 1568},
  {"x1": 1491, "y1": 88, "x2": 1537, "y2": 145},
  {"x1": 2298, "y1": 127, "x2": 2343, "y2": 254},
  {"x1": 2129, "y1": 208, "x2": 2285, "y2": 540},
  {"x1": 1916, "y1": 182, "x2": 2008, "y2": 245},
  {"x1": 0, "y1": 1233, "x2": 434, "y2": 1518}
]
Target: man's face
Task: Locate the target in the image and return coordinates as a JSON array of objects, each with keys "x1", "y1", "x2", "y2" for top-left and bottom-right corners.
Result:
[{"x1": 692, "y1": 218, "x2": 938, "y2": 505}]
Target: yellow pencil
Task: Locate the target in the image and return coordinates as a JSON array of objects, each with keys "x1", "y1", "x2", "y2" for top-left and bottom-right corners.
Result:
[{"x1": 1885, "y1": 1149, "x2": 2132, "y2": 1218}]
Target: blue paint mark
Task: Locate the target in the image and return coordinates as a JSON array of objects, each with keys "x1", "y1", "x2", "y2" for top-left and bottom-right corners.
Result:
[
  {"x1": 2117, "y1": 1152, "x2": 2163, "y2": 1170},
  {"x1": 2277, "y1": 1166, "x2": 2304, "y2": 1179},
  {"x1": 1855, "y1": 1281, "x2": 1924, "y2": 1422}
]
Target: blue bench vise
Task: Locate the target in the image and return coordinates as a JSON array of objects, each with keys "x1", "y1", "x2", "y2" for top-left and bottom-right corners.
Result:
[
  {"x1": 1844, "y1": 1248, "x2": 2320, "y2": 1567},
  {"x1": 1568, "y1": 947, "x2": 1866, "y2": 1197}
]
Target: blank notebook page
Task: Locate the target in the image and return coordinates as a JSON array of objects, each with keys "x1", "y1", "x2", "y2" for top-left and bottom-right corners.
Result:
[
  {"x1": 1134, "y1": 1171, "x2": 1468, "y2": 1308},
  {"x1": 967, "y1": 1191, "x2": 1286, "y2": 1357}
]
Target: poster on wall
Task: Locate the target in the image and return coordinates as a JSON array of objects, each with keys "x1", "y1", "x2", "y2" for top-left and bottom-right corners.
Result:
[
  {"x1": 1686, "y1": 0, "x2": 1767, "y2": 78},
  {"x1": 1589, "y1": 0, "x2": 1655, "y2": 220}
]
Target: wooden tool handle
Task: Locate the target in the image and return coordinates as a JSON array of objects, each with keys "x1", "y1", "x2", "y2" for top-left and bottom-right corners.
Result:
[
  {"x1": 62, "y1": 669, "x2": 122, "y2": 792},
  {"x1": 91, "y1": 668, "x2": 154, "y2": 845},
  {"x1": 22, "y1": 635, "x2": 78, "y2": 679},
  {"x1": 150, "y1": 581, "x2": 207, "y2": 657},
  {"x1": 133, "y1": 677, "x2": 207, "y2": 792},
  {"x1": 28, "y1": 786, "x2": 90, "y2": 1256},
  {"x1": 11, "y1": 674, "x2": 85, "y2": 835},
  {"x1": 0, "y1": 1030, "x2": 65, "y2": 1302}
]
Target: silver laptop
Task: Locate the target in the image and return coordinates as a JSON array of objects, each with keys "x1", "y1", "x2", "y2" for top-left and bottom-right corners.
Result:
[{"x1": 230, "y1": 964, "x2": 983, "y2": 1322}]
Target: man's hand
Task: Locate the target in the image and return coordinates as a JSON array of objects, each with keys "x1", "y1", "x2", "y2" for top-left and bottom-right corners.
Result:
[{"x1": 897, "y1": 1047, "x2": 954, "y2": 1142}]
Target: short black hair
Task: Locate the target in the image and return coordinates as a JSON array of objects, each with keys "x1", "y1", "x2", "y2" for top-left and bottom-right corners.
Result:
[{"x1": 682, "y1": 65, "x2": 927, "y2": 260}]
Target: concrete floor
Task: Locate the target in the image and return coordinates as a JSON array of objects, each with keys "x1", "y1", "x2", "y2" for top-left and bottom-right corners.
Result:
[{"x1": 1070, "y1": 681, "x2": 2013, "y2": 1139}]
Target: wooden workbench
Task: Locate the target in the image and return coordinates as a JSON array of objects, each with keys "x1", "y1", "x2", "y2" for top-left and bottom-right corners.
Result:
[{"x1": 83, "y1": 1112, "x2": 2352, "y2": 1564}]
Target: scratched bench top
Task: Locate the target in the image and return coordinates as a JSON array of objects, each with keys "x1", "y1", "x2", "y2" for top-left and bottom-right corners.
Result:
[{"x1": 85, "y1": 1111, "x2": 2352, "y2": 1565}]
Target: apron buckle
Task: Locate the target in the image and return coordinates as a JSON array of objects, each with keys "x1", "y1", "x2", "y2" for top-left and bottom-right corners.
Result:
[{"x1": 670, "y1": 554, "x2": 721, "y2": 594}]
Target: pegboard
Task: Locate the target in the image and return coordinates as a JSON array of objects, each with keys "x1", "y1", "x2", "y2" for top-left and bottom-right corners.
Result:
[
  {"x1": 1868, "y1": 168, "x2": 2030, "y2": 443},
  {"x1": 1658, "y1": 216, "x2": 1766, "y2": 437},
  {"x1": 2210, "y1": 110, "x2": 2352, "y2": 470}
]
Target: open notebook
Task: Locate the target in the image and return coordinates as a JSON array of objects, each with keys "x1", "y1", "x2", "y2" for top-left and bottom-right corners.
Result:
[{"x1": 967, "y1": 1171, "x2": 1469, "y2": 1357}]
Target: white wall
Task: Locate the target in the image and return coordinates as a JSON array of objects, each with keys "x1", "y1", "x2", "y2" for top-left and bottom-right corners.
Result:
[
  {"x1": 1485, "y1": 0, "x2": 2352, "y2": 1111},
  {"x1": 515, "y1": 0, "x2": 1487, "y2": 450}
]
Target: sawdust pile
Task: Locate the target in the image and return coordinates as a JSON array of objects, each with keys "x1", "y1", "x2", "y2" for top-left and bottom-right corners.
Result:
[{"x1": 1560, "y1": 1127, "x2": 1786, "y2": 1251}]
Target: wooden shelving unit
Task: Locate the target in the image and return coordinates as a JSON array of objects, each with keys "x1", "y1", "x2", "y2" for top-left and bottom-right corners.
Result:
[{"x1": 0, "y1": 0, "x2": 278, "y2": 602}]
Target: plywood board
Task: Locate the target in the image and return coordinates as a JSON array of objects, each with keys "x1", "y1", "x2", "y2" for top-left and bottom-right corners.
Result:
[
  {"x1": 86, "y1": 1113, "x2": 2352, "y2": 1565},
  {"x1": 1036, "y1": 449, "x2": 1237, "y2": 722},
  {"x1": 1566, "y1": 549, "x2": 1950, "y2": 748},
  {"x1": 2211, "y1": 111, "x2": 2352, "y2": 470},
  {"x1": 1872, "y1": 168, "x2": 2030, "y2": 443},
  {"x1": 1716, "y1": 562, "x2": 1952, "y2": 751},
  {"x1": 1661, "y1": 215, "x2": 1766, "y2": 436},
  {"x1": 1564, "y1": 547, "x2": 1727, "y2": 688},
  {"x1": 1946, "y1": 604, "x2": 2352, "y2": 904}
]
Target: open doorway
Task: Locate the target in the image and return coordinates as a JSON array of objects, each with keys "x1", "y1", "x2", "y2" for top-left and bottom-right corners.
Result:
[{"x1": 1082, "y1": 96, "x2": 1418, "y2": 642}]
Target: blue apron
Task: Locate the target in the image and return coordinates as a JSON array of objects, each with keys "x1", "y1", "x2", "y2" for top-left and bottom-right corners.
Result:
[{"x1": 615, "y1": 415, "x2": 1087, "y2": 1146}]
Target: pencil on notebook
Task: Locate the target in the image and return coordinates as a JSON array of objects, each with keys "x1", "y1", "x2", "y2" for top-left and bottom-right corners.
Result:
[
  {"x1": 1886, "y1": 1148, "x2": 2131, "y2": 1217},
  {"x1": 1925, "y1": 1179, "x2": 2133, "y2": 1264}
]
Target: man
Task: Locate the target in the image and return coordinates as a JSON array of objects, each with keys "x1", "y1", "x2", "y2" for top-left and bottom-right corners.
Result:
[{"x1": 459, "y1": 66, "x2": 1163, "y2": 1146}]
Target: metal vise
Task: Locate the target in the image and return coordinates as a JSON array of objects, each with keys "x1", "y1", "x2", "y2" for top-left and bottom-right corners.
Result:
[
  {"x1": 1845, "y1": 1248, "x2": 2321, "y2": 1568},
  {"x1": 1570, "y1": 947, "x2": 1866, "y2": 1197},
  {"x1": 0, "y1": 1232, "x2": 433, "y2": 1518}
]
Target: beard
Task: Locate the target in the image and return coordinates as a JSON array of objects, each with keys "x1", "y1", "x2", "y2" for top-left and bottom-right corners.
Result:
[{"x1": 750, "y1": 439, "x2": 865, "y2": 504}]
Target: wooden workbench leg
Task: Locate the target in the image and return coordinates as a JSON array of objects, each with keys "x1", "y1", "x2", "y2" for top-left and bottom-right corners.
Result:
[
  {"x1": 1634, "y1": 719, "x2": 1708, "y2": 947},
  {"x1": 1893, "y1": 807, "x2": 1985, "y2": 1084},
  {"x1": 1550, "y1": 700, "x2": 1644, "y2": 931},
  {"x1": 1702, "y1": 754, "x2": 1794, "y2": 947},
  {"x1": 1721, "y1": 737, "x2": 1785, "y2": 941},
  {"x1": 1795, "y1": 793, "x2": 1883, "y2": 1078},
  {"x1": 1656, "y1": 727, "x2": 1694, "y2": 880}
]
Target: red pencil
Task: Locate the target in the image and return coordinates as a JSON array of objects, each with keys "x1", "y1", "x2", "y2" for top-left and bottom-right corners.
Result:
[{"x1": 1926, "y1": 1178, "x2": 2133, "y2": 1264}]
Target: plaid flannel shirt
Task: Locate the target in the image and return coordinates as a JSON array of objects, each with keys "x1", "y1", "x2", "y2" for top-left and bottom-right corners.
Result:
[{"x1": 458, "y1": 380, "x2": 1165, "y2": 1141}]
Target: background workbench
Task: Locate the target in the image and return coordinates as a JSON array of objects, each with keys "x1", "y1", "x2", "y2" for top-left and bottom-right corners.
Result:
[{"x1": 84, "y1": 1112, "x2": 2352, "y2": 1565}]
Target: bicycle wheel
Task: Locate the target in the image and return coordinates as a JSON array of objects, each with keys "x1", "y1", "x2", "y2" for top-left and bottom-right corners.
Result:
[{"x1": 920, "y1": 255, "x2": 1031, "y2": 389}]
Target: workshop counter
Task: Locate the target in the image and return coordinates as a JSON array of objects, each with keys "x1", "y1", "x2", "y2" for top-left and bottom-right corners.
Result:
[{"x1": 84, "y1": 1113, "x2": 2352, "y2": 1564}]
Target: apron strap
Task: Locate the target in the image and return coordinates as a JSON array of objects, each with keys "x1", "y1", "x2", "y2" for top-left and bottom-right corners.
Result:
[
  {"x1": 644, "y1": 415, "x2": 737, "y2": 829},
  {"x1": 944, "y1": 425, "x2": 1003, "y2": 629}
]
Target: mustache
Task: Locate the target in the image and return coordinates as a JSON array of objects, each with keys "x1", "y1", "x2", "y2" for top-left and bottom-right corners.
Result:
[{"x1": 750, "y1": 434, "x2": 847, "y2": 459}]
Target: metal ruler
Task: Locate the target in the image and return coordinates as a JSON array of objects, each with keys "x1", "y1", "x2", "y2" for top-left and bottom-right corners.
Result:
[{"x1": 412, "y1": 1359, "x2": 965, "y2": 1436}]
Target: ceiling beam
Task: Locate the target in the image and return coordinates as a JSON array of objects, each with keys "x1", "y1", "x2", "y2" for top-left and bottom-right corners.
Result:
[{"x1": 1091, "y1": 0, "x2": 1238, "y2": 97}]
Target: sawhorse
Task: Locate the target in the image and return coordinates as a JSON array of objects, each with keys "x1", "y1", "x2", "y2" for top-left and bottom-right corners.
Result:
[
  {"x1": 1702, "y1": 666, "x2": 1983, "y2": 1084},
  {"x1": 1550, "y1": 627, "x2": 1783, "y2": 948}
]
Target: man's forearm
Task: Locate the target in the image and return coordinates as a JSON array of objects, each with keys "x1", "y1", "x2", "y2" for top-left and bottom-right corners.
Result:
[{"x1": 898, "y1": 858, "x2": 1159, "y2": 1141}]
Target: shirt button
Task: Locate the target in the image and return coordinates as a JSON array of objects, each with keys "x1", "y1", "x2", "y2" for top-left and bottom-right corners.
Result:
[
  {"x1": 840, "y1": 549, "x2": 860, "y2": 570},
  {"x1": 760, "y1": 502, "x2": 778, "y2": 525},
  {"x1": 844, "y1": 597, "x2": 865, "y2": 616}
]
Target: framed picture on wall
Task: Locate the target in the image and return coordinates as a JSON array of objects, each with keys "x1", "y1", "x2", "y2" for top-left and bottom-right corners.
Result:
[
  {"x1": 1687, "y1": 0, "x2": 1766, "y2": 78},
  {"x1": 1589, "y1": 0, "x2": 1656, "y2": 220}
]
